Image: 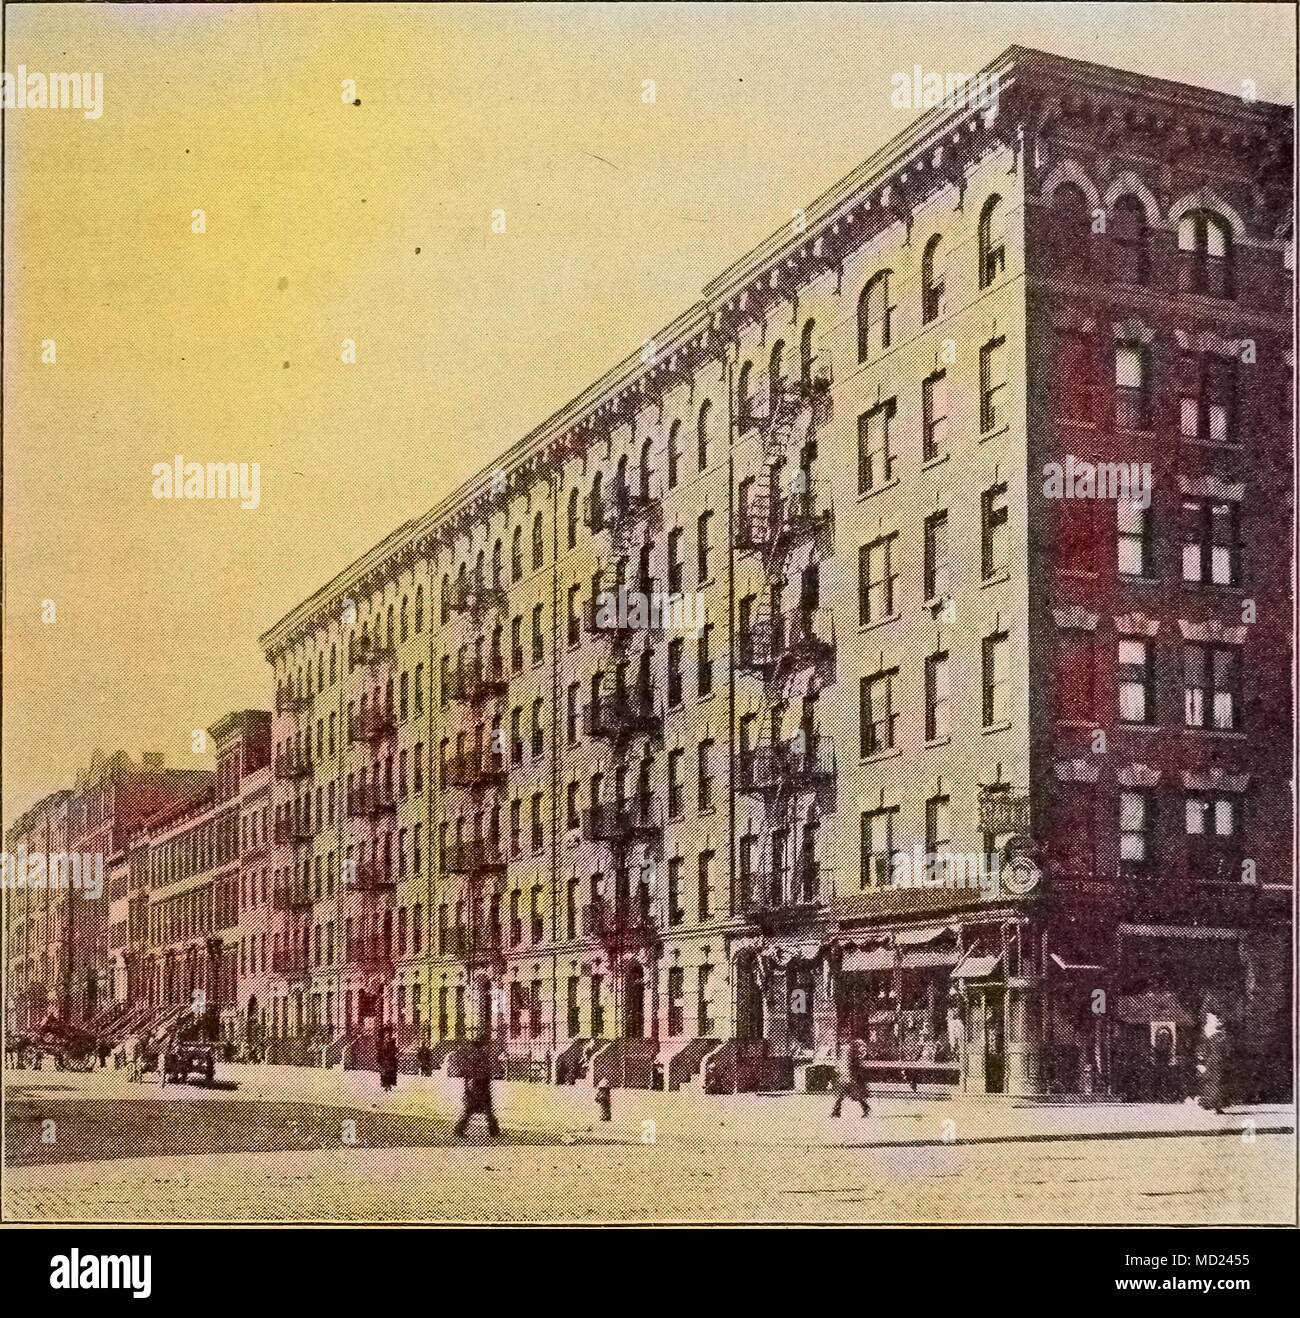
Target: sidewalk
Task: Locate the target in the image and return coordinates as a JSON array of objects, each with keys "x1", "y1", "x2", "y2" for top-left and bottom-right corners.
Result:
[{"x1": 32, "y1": 1063, "x2": 1288, "y2": 1150}]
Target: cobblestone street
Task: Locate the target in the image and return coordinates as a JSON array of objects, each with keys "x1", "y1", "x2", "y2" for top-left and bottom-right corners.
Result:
[{"x1": 5, "y1": 1066, "x2": 1293, "y2": 1224}]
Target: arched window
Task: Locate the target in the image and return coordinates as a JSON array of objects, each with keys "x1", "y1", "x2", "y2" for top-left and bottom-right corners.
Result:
[
  {"x1": 667, "y1": 418, "x2": 682, "y2": 488},
  {"x1": 511, "y1": 526, "x2": 523, "y2": 581},
  {"x1": 590, "y1": 470, "x2": 604, "y2": 531},
  {"x1": 921, "y1": 234, "x2": 944, "y2": 323},
  {"x1": 737, "y1": 362, "x2": 754, "y2": 431},
  {"x1": 858, "y1": 271, "x2": 893, "y2": 362},
  {"x1": 1178, "y1": 210, "x2": 1233, "y2": 298},
  {"x1": 400, "y1": 596, "x2": 409, "y2": 643},
  {"x1": 474, "y1": 549, "x2": 486, "y2": 592},
  {"x1": 491, "y1": 539, "x2": 503, "y2": 589},
  {"x1": 456, "y1": 563, "x2": 468, "y2": 612},
  {"x1": 639, "y1": 436, "x2": 653, "y2": 499},
  {"x1": 1110, "y1": 194, "x2": 1149, "y2": 286},
  {"x1": 567, "y1": 486, "x2": 579, "y2": 548},
  {"x1": 697, "y1": 398, "x2": 713, "y2": 470},
  {"x1": 414, "y1": 585, "x2": 423, "y2": 633},
  {"x1": 440, "y1": 575, "x2": 451, "y2": 625},
  {"x1": 799, "y1": 318, "x2": 816, "y2": 388},
  {"x1": 532, "y1": 512, "x2": 544, "y2": 570},
  {"x1": 769, "y1": 339, "x2": 785, "y2": 412},
  {"x1": 978, "y1": 195, "x2": 1006, "y2": 288},
  {"x1": 615, "y1": 453, "x2": 629, "y2": 509},
  {"x1": 386, "y1": 604, "x2": 396, "y2": 649}
]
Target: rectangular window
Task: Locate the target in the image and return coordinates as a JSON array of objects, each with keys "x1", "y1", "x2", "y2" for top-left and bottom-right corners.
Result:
[
  {"x1": 697, "y1": 849, "x2": 713, "y2": 921},
  {"x1": 858, "y1": 400, "x2": 896, "y2": 493},
  {"x1": 1185, "y1": 792, "x2": 1241, "y2": 881},
  {"x1": 1119, "y1": 790, "x2": 1153, "y2": 867},
  {"x1": 926, "y1": 795, "x2": 951, "y2": 874},
  {"x1": 860, "y1": 669, "x2": 898, "y2": 756},
  {"x1": 860, "y1": 807, "x2": 898, "y2": 888},
  {"x1": 1181, "y1": 354, "x2": 1237, "y2": 443},
  {"x1": 1184, "y1": 642, "x2": 1241, "y2": 730},
  {"x1": 667, "y1": 966, "x2": 684, "y2": 1037},
  {"x1": 667, "y1": 639, "x2": 684, "y2": 707},
  {"x1": 1114, "y1": 342, "x2": 1150, "y2": 429},
  {"x1": 1117, "y1": 500, "x2": 1152, "y2": 577},
  {"x1": 982, "y1": 631, "x2": 1011, "y2": 726},
  {"x1": 667, "y1": 749, "x2": 684, "y2": 820},
  {"x1": 859, "y1": 533, "x2": 897, "y2": 624},
  {"x1": 1181, "y1": 498, "x2": 1240, "y2": 586},
  {"x1": 922, "y1": 370, "x2": 948, "y2": 460},
  {"x1": 925, "y1": 651, "x2": 950, "y2": 741},
  {"x1": 980, "y1": 336, "x2": 1008, "y2": 433},
  {"x1": 981, "y1": 484, "x2": 1009, "y2": 579},
  {"x1": 924, "y1": 510, "x2": 951, "y2": 601},
  {"x1": 697, "y1": 623, "x2": 714, "y2": 698},
  {"x1": 667, "y1": 857, "x2": 684, "y2": 927},
  {"x1": 1118, "y1": 637, "x2": 1155, "y2": 724},
  {"x1": 667, "y1": 528, "x2": 683, "y2": 595},
  {"x1": 697, "y1": 511, "x2": 713, "y2": 585}
]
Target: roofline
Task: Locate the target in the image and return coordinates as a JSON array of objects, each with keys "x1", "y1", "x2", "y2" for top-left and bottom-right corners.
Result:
[{"x1": 259, "y1": 44, "x2": 1291, "y2": 654}]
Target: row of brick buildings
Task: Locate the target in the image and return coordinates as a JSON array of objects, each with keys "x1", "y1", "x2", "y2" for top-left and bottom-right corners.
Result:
[{"x1": 6, "y1": 48, "x2": 1293, "y2": 1098}]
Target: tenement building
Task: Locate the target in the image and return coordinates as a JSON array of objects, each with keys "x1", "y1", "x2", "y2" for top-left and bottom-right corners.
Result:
[
  {"x1": 5, "y1": 753, "x2": 213, "y2": 1032},
  {"x1": 15, "y1": 48, "x2": 1288, "y2": 1100}
]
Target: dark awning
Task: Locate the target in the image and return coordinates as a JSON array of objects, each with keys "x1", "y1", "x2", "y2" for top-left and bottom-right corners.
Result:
[{"x1": 1116, "y1": 992, "x2": 1196, "y2": 1026}]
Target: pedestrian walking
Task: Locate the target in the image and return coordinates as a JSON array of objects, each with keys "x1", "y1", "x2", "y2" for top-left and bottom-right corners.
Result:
[
  {"x1": 378, "y1": 1027, "x2": 399, "y2": 1092},
  {"x1": 831, "y1": 1036, "x2": 871, "y2": 1117},
  {"x1": 417, "y1": 1041, "x2": 433, "y2": 1076},
  {"x1": 1197, "y1": 1010, "x2": 1228, "y2": 1114},
  {"x1": 453, "y1": 1035, "x2": 500, "y2": 1138}
]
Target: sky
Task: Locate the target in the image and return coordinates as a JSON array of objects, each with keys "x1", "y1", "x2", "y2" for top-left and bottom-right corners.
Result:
[{"x1": 2, "y1": 1, "x2": 1294, "y2": 823}]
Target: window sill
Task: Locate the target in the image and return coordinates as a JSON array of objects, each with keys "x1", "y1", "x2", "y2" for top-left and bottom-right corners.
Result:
[
  {"x1": 982, "y1": 720, "x2": 1013, "y2": 735},
  {"x1": 859, "y1": 613, "x2": 901, "y2": 632},
  {"x1": 921, "y1": 453, "x2": 950, "y2": 471},
  {"x1": 860, "y1": 748, "x2": 902, "y2": 765},
  {"x1": 697, "y1": 691, "x2": 716, "y2": 705},
  {"x1": 978, "y1": 424, "x2": 1011, "y2": 444},
  {"x1": 1116, "y1": 720, "x2": 1160, "y2": 731},
  {"x1": 857, "y1": 478, "x2": 900, "y2": 502},
  {"x1": 1183, "y1": 727, "x2": 1247, "y2": 740},
  {"x1": 925, "y1": 736, "x2": 951, "y2": 749},
  {"x1": 923, "y1": 595, "x2": 953, "y2": 616},
  {"x1": 1180, "y1": 437, "x2": 1242, "y2": 452},
  {"x1": 981, "y1": 571, "x2": 1011, "y2": 589},
  {"x1": 698, "y1": 806, "x2": 718, "y2": 818}
]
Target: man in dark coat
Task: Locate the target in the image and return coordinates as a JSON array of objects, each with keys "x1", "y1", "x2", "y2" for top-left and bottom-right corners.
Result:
[
  {"x1": 454, "y1": 1035, "x2": 501, "y2": 1138},
  {"x1": 378, "y1": 1028, "x2": 399, "y2": 1092},
  {"x1": 1197, "y1": 1010, "x2": 1228, "y2": 1114}
]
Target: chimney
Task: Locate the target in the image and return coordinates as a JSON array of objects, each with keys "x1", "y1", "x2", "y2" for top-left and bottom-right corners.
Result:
[{"x1": 142, "y1": 752, "x2": 164, "y2": 771}]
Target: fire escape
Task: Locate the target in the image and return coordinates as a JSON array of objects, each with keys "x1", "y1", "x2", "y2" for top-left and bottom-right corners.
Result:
[
  {"x1": 734, "y1": 362, "x2": 837, "y2": 923},
  {"x1": 273, "y1": 677, "x2": 316, "y2": 996},
  {"x1": 447, "y1": 566, "x2": 511, "y2": 992},
  {"x1": 583, "y1": 449, "x2": 666, "y2": 1059},
  {"x1": 343, "y1": 634, "x2": 399, "y2": 1010}
]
